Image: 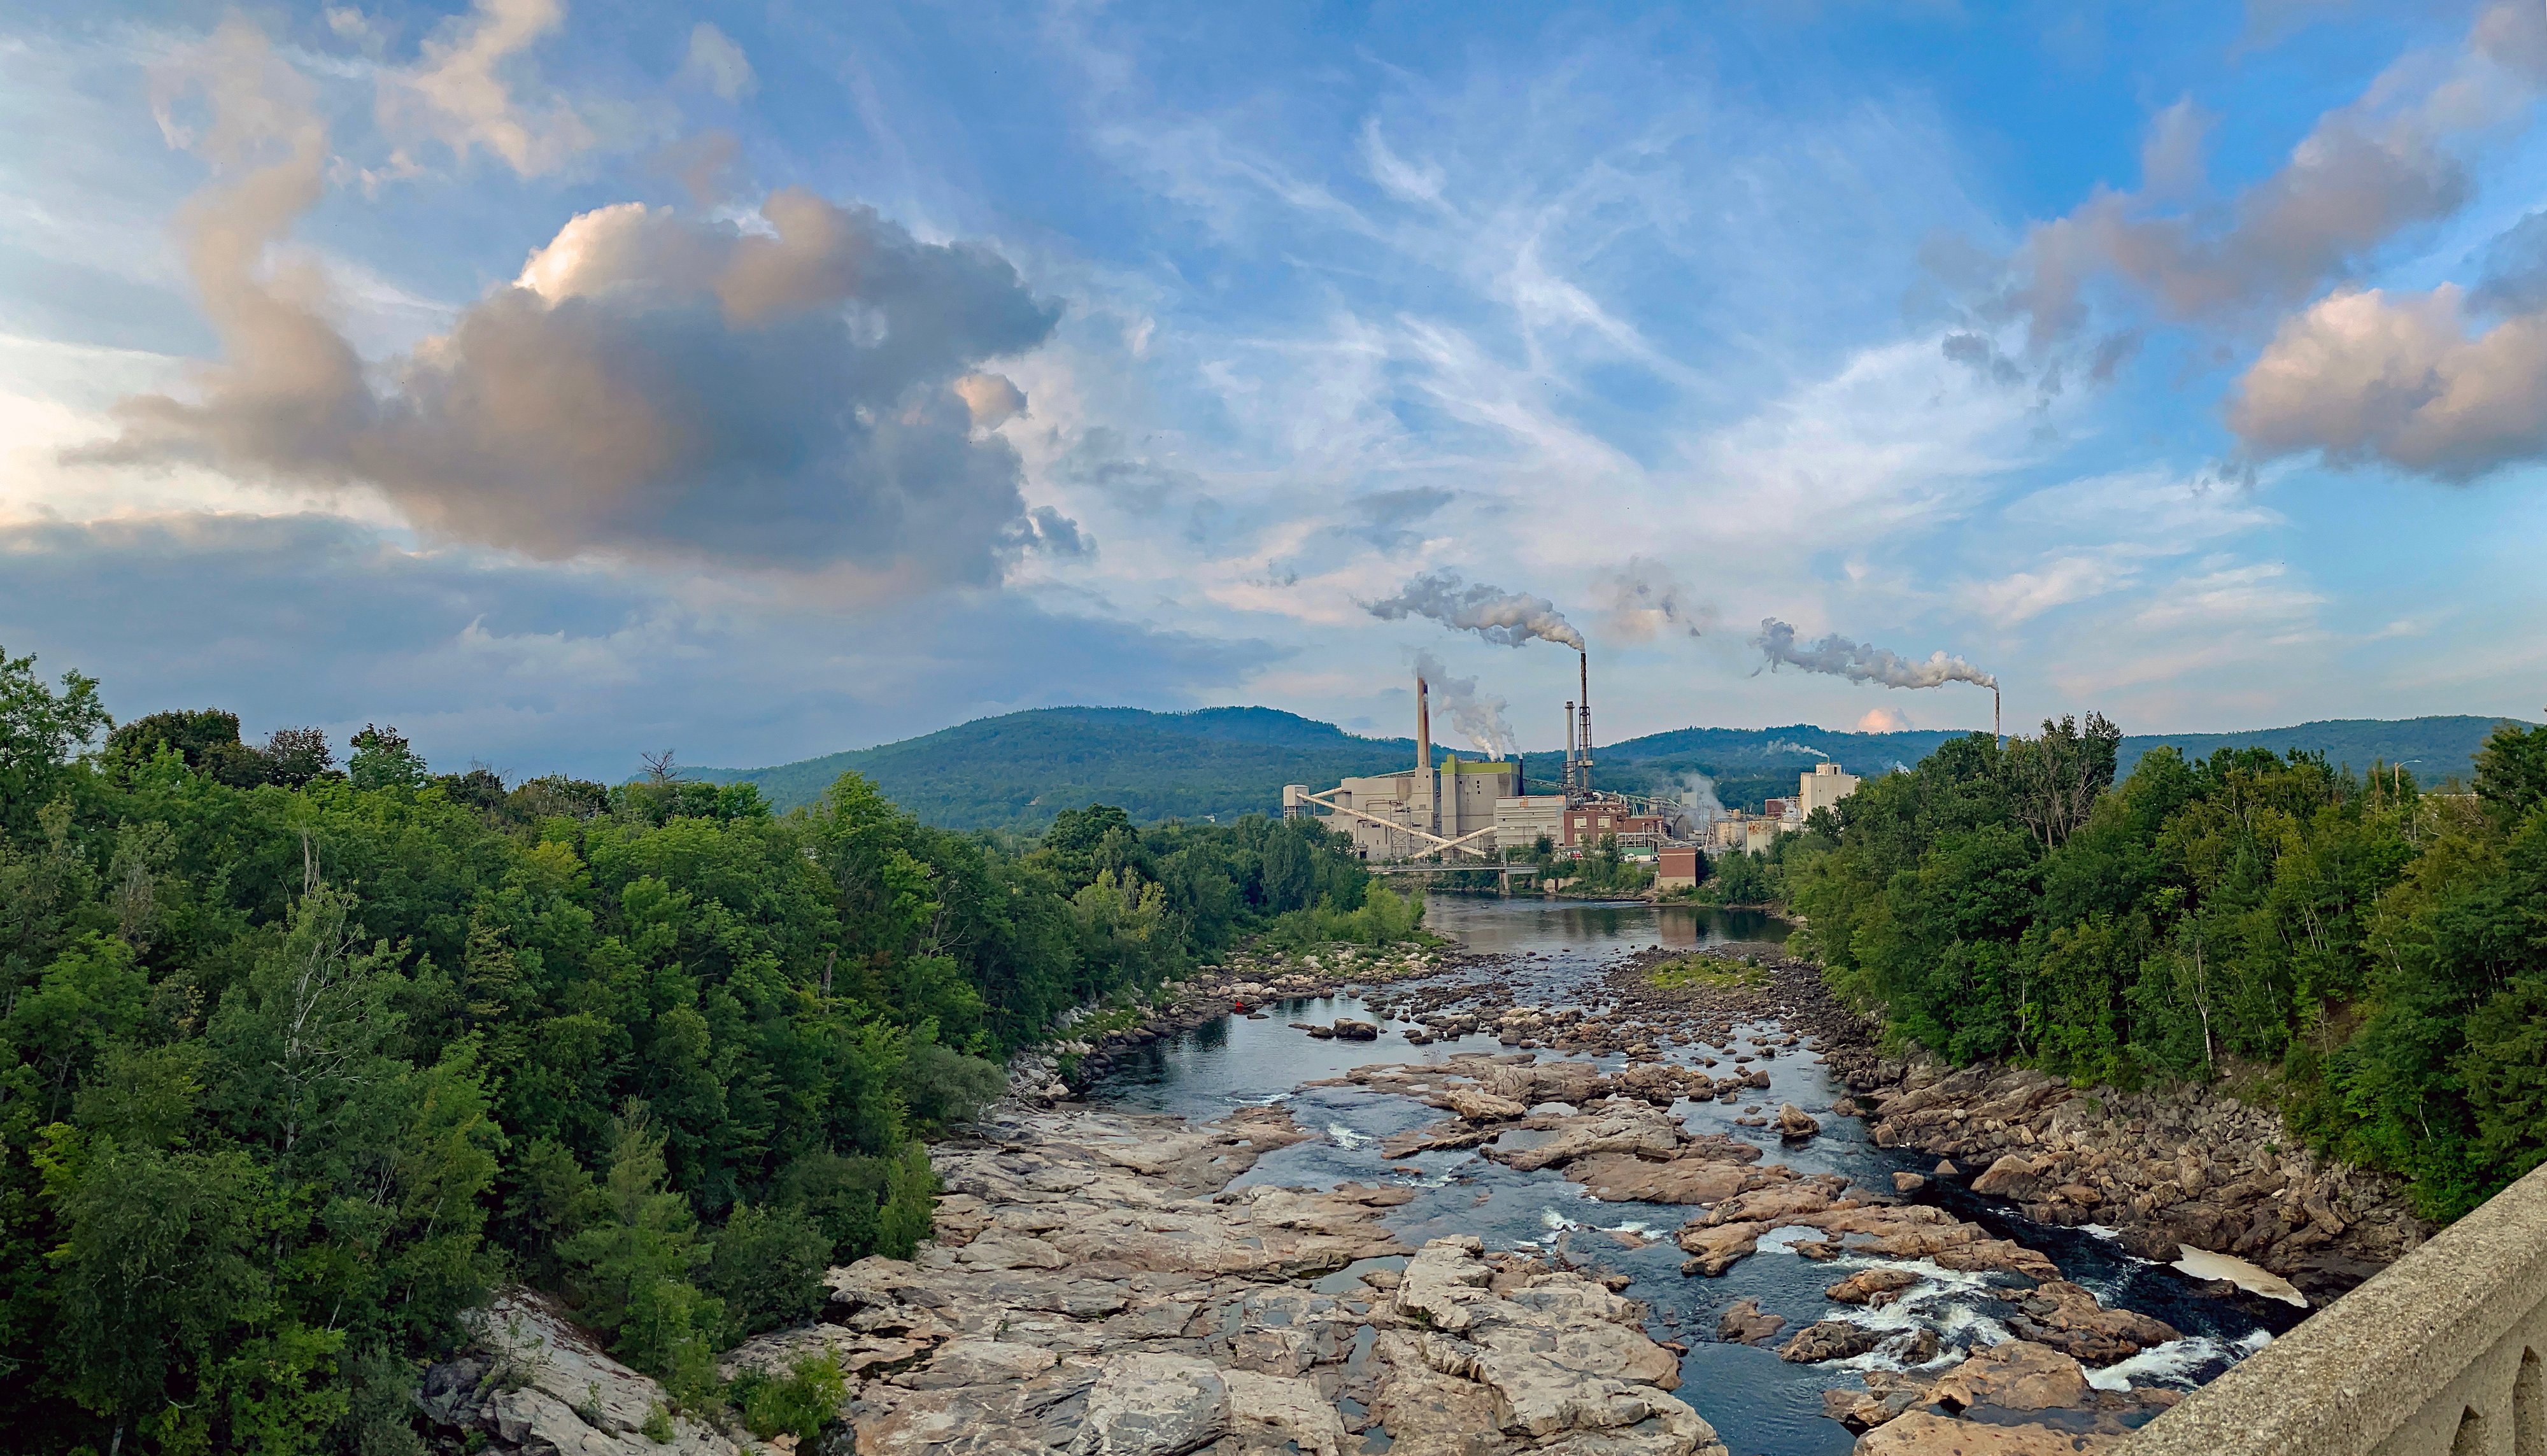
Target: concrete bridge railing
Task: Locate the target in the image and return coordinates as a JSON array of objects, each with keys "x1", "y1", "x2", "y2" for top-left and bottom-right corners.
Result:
[{"x1": 2120, "y1": 1158, "x2": 2547, "y2": 1456}]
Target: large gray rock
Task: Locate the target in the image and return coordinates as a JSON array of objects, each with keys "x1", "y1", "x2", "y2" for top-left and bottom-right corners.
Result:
[
  {"x1": 1777, "y1": 1320, "x2": 1886, "y2": 1364},
  {"x1": 420, "y1": 1291, "x2": 738, "y2": 1456},
  {"x1": 1068, "y1": 1352, "x2": 1231, "y2": 1455}
]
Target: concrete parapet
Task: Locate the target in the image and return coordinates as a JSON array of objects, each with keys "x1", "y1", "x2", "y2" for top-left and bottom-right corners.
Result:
[{"x1": 2120, "y1": 1159, "x2": 2547, "y2": 1456}]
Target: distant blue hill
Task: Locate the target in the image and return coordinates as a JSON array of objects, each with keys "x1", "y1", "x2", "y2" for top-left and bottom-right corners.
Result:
[{"x1": 690, "y1": 709, "x2": 2529, "y2": 830}]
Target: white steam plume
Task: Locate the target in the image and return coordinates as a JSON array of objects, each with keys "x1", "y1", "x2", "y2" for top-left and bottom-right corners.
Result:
[
  {"x1": 1764, "y1": 739, "x2": 1829, "y2": 760},
  {"x1": 1594, "y1": 556, "x2": 1713, "y2": 642},
  {"x1": 1414, "y1": 650, "x2": 1517, "y2": 758},
  {"x1": 1673, "y1": 772, "x2": 1725, "y2": 837},
  {"x1": 1752, "y1": 618, "x2": 1997, "y2": 691},
  {"x1": 1368, "y1": 571, "x2": 1586, "y2": 650}
]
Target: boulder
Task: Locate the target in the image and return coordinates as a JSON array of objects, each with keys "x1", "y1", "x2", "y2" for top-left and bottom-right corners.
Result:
[
  {"x1": 1775, "y1": 1105, "x2": 1822, "y2": 1141},
  {"x1": 1819, "y1": 1371, "x2": 1929, "y2": 1432},
  {"x1": 1224, "y1": 1370, "x2": 1348, "y2": 1455},
  {"x1": 1777, "y1": 1320, "x2": 1886, "y2": 1364},
  {"x1": 2004, "y1": 1280, "x2": 2180, "y2": 1364},
  {"x1": 1971, "y1": 1154, "x2": 2043, "y2": 1199},
  {"x1": 1926, "y1": 1339, "x2": 2089, "y2": 1412},
  {"x1": 1331, "y1": 1020, "x2": 1379, "y2": 1041},
  {"x1": 1715, "y1": 1297, "x2": 1786, "y2": 1346},
  {"x1": 1440, "y1": 1085, "x2": 1528, "y2": 1122},
  {"x1": 1824, "y1": 1268, "x2": 1920, "y2": 1306},
  {"x1": 420, "y1": 1292, "x2": 739, "y2": 1455},
  {"x1": 1892, "y1": 1172, "x2": 1928, "y2": 1195}
]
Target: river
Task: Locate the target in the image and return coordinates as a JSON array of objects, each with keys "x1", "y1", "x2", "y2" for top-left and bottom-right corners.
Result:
[{"x1": 1089, "y1": 896, "x2": 2301, "y2": 1456}]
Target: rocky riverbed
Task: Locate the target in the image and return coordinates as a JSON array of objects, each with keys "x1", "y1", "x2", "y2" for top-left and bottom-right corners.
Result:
[{"x1": 416, "y1": 899, "x2": 2419, "y2": 1456}]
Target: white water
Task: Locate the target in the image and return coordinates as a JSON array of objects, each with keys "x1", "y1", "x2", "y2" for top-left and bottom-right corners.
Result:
[
  {"x1": 2172, "y1": 1247, "x2": 2309, "y2": 1306},
  {"x1": 2088, "y1": 1329, "x2": 2274, "y2": 1391}
]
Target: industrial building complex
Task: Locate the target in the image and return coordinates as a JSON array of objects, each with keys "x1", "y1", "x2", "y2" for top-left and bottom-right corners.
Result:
[{"x1": 1281, "y1": 654, "x2": 1861, "y2": 871}]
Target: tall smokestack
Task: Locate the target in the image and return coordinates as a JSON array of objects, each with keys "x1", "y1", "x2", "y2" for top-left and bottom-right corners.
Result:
[
  {"x1": 1415, "y1": 674, "x2": 1431, "y2": 774},
  {"x1": 1577, "y1": 651, "x2": 1593, "y2": 794},
  {"x1": 1564, "y1": 700, "x2": 1575, "y2": 795}
]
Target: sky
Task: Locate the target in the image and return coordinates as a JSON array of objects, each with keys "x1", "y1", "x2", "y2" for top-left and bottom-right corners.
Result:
[{"x1": 4, "y1": 0, "x2": 2546, "y2": 781}]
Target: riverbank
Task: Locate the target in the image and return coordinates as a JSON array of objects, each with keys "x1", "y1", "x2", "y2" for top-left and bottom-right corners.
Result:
[{"x1": 1663, "y1": 954, "x2": 2434, "y2": 1303}]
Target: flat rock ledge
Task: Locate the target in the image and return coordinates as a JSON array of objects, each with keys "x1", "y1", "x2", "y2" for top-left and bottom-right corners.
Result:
[
  {"x1": 1831, "y1": 1339, "x2": 2181, "y2": 1455},
  {"x1": 828, "y1": 1104, "x2": 1723, "y2": 1455}
]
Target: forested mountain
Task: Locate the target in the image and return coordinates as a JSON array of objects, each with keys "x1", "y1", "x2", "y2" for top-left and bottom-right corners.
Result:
[
  {"x1": 0, "y1": 650, "x2": 1420, "y2": 1455},
  {"x1": 688, "y1": 707, "x2": 1420, "y2": 826},
  {"x1": 699, "y1": 709, "x2": 2528, "y2": 828}
]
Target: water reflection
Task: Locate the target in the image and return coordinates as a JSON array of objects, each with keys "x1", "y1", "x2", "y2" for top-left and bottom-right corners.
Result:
[{"x1": 1424, "y1": 896, "x2": 1792, "y2": 956}]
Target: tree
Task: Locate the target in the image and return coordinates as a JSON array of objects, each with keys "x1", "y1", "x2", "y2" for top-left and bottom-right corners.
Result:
[
  {"x1": 256, "y1": 727, "x2": 336, "y2": 788},
  {"x1": 2000, "y1": 713, "x2": 2121, "y2": 851},
  {"x1": 106, "y1": 709, "x2": 269, "y2": 787},
  {"x1": 346, "y1": 726, "x2": 428, "y2": 792},
  {"x1": 0, "y1": 646, "x2": 109, "y2": 831},
  {"x1": 46, "y1": 1137, "x2": 274, "y2": 1455},
  {"x1": 2475, "y1": 721, "x2": 2547, "y2": 824},
  {"x1": 557, "y1": 1103, "x2": 723, "y2": 1399}
]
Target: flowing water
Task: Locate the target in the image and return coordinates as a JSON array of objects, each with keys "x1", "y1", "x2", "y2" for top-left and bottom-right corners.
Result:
[{"x1": 1092, "y1": 898, "x2": 2304, "y2": 1456}]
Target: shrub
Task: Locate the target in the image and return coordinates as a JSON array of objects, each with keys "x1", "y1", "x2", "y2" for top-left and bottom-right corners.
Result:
[
  {"x1": 703, "y1": 1203, "x2": 830, "y2": 1338},
  {"x1": 737, "y1": 1354, "x2": 847, "y2": 1442}
]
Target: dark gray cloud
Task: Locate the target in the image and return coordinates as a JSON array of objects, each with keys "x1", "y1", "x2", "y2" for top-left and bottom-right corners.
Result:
[
  {"x1": 1941, "y1": 332, "x2": 2024, "y2": 386},
  {"x1": 1053, "y1": 425, "x2": 1203, "y2": 513},
  {"x1": 81, "y1": 25, "x2": 1076, "y2": 584},
  {"x1": 0, "y1": 512, "x2": 1272, "y2": 781}
]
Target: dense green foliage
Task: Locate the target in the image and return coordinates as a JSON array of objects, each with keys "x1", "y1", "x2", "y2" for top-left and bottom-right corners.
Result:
[
  {"x1": 697, "y1": 705, "x2": 2525, "y2": 828},
  {"x1": 0, "y1": 649, "x2": 1407, "y2": 1455},
  {"x1": 1785, "y1": 713, "x2": 2547, "y2": 1220},
  {"x1": 1543, "y1": 835, "x2": 1656, "y2": 895}
]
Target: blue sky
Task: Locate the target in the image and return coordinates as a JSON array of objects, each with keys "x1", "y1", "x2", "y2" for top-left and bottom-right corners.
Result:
[{"x1": 3, "y1": 0, "x2": 2544, "y2": 780}]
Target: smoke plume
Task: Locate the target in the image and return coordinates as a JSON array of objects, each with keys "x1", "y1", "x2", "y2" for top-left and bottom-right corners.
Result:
[
  {"x1": 1367, "y1": 571, "x2": 1586, "y2": 650},
  {"x1": 1414, "y1": 650, "x2": 1516, "y2": 758},
  {"x1": 1594, "y1": 556, "x2": 1713, "y2": 642},
  {"x1": 1673, "y1": 772, "x2": 1725, "y2": 837},
  {"x1": 1752, "y1": 619, "x2": 1997, "y2": 691},
  {"x1": 83, "y1": 22, "x2": 1074, "y2": 586}
]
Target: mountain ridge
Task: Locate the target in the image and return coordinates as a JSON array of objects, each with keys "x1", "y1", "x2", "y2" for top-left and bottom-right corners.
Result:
[{"x1": 688, "y1": 707, "x2": 2531, "y2": 831}]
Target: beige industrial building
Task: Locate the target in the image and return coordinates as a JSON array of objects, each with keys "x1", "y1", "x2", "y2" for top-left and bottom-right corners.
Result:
[
  {"x1": 1705, "y1": 760, "x2": 1862, "y2": 856},
  {"x1": 1797, "y1": 760, "x2": 1860, "y2": 818},
  {"x1": 1306, "y1": 758, "x2": 1516, "y2": 859},
  {"x1": 1283, "y1": 674, "x2": 1564, "y2": 861}
]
